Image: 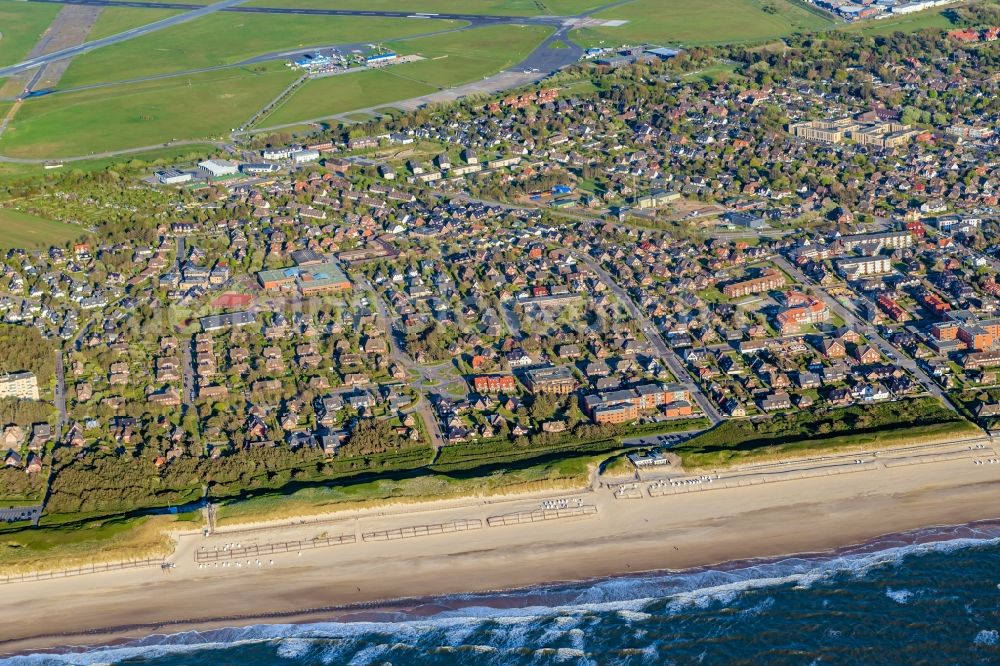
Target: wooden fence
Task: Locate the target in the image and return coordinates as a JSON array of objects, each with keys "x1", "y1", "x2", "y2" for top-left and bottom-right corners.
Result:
[{"x1": 362, "y1": 519, "x2": 482, "y2": 541}]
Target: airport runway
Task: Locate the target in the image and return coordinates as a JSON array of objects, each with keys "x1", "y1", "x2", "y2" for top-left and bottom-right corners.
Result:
[
  {"x1": 0, "y1": 0, "x2": 252, "y2": 79},
  {"x1": 0, "y1": 0, "x2": 623, "y2": 160},
  {"x1": 27, "y1": 0, "x2": 561, "y2": 24},
  {"x1": 3, "y1": 0, "x2": 575, "y2": 80}
]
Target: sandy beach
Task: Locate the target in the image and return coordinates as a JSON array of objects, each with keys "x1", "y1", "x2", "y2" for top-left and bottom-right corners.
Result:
[{"x1": 3, "y1": 436, "x2": 1000, "y2": 655}]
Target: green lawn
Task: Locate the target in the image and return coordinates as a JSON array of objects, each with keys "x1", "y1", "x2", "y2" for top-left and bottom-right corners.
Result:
[
  {"x1": 261, "y1": 69, "x2": 436, "y2": 126},
  {"x1": 260, "y1": 24, "x2": 552, "y2": 126},
  {"x1": 571, "y1": 0, "x2": 834, "y2": 47},
  {"x1": 58, "y1": 14, "x2": 462, "y2": 88},
  {"x1": 389, "y1": 23, "x2": 553, "y2": 84},
  {"x1": 0, "y1": 68, "x2": 298, "y2": 158},
  {"x1": 0, "y1": 0, "x2": 60, "y2": 68},
  {"x1": 242, "y1": 0, "x2": 608, "y2": 15},
  {"x1": 0, "y1": 209, "x2": 89, "y2": 249},
  {"x1": 85, "y1": 6, "x2": 183, "y2": 42},
  {"x1": 837, "y1": 8, "x2": 960, "y2": 35}
]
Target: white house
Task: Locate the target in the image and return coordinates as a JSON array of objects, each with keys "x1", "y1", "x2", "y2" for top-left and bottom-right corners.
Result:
[{"x1": 291, "y1": 149, "x2": 320, "y2": 164}]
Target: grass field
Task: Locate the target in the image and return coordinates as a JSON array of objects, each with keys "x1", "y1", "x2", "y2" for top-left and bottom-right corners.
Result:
[
  {"x1": 837, "y1": 8, "x2": 960, "y2": 35},
  {"x1": 85, "y1": 6, "x2": 183, "y2": 42},
  {"x1": 261, "y1": 70, "x2": 436, "y2": 126},
  {"x1": 571, "y1": 0, "x2": 834, "y2": 47},
  {"x1": 684, "y1": 62, "x2": 744, "y2": 84},
  {"x1": 58, "y1": 14, "x2": 462, "y2": 88},
  {"x1": 0, "y1": 0, "x2": 60, "y2": 68},
  {"x1": 389, "y1": 23, "x2": 553, "y2": 83},
  {"x1": 0, "y1": 67, "x2": 298, "y2": 158},
  {"x1": 260, "y1": 24, "x2": 552, "y2": 126},
  {"x1": 242, "y1": 0, "x2": 609, "y2": 15},
  {"x1": 0, "y1": 209, "x2": 89, "y2": 249}
]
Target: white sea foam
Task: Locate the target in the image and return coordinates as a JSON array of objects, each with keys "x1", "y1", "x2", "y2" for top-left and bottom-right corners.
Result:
[
  {"x1": 617, "y1": 609, "x2": 652, "y2": 622},
  {"x1": 974, "y1": 629, "x2": 999, "y2": 646},
  {"x1": 441, "y1": 620, "x2": 478, "y2": 647},
  {"x1": 534, "y1": 612, "x2": 582, "y2": 648},
  {"x1": 885, "y1": 588, "x2": 912, "y2": 604},
  {"x1": 275, "y1": 637, "x2": 313, "y2": 659},
  {"x1": 553, "y1": 647, "x2": 587, "y2": 662},
  {"x1": 567, "y1": 627, "x2": 585, "y2": 651},
  {"x1": 345, "y1": 642, "x2": 389, "y2": 666},
  {"x1": 6, "y1": 531, "x2": 999, "y2": 666}
]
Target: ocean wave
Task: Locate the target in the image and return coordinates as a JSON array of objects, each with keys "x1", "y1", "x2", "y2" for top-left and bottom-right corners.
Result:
[
  {"x1": 275, "y1": 637, "x2": 313, "y2": 659},
  {"x1": 616, "y1": 610, "x2": 652, "y2": 622},
  {"x1": 885, "y1": 588, "x2": 913, "y2": 604},
  {"x1": 7, "y1": 523, "x2": 1000, "y2": 666},
  {"x1": 974, "y1": 629, "x2": 999, "y2": 646}
]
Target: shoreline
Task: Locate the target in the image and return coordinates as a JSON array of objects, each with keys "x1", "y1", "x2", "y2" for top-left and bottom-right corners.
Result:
[
  {"x1": 8, "y1": 516, "x2": 1000, "y2": 659},
  {"x1": 11, "y1": 517, "x2": 1000, "y2": 658},
  {"x1": 3, "y1": 437, "x2": 1000, "y2": 656}
]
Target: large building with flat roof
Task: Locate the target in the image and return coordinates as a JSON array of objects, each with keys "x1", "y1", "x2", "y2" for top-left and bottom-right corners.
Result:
[
  {"x1": 790, "y1": 118, "x2": 916, "y2": 148},
  {"x1": 258, "y1": 258, "x2": 351, "y2": 295}
]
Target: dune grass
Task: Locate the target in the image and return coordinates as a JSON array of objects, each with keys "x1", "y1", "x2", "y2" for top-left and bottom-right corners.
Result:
[
  {"x1": 675, "y1": 398, "x2": 980, "y2": 470},
  {"x1": 215, "y1": 452, "x2": 604, "y2": 526},
  {"x1": 0, "y1": 513, "x2": 201, "y2": 575}
]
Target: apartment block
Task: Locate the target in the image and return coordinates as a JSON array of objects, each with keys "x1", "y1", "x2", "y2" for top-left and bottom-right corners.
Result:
[{"x1": 0, "y1": 372, "x2": 39, "y2": 401}]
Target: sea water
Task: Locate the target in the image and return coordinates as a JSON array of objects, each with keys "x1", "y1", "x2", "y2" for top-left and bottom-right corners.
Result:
[{"x1": 6, "y1": 521, "x2": 1000, "y2": 665}]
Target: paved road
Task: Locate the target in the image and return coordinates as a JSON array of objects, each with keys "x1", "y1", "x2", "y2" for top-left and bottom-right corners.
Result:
[
  {"x1": 572, "y1": 252, "x2": 724, "y2": 425},
  {"x1": 254, "y1": 33, "x2": 584, "y2": 133},
  {"x1": 54, "y1": 350, "x2": 67, "y2": 431},
  {"x1": 0, "y1": 24, "x2": 474, "y2": 104},
  {"x1": 0, "y1": 0, "x2": 251, "y2": 79},
  {"x1": 176, "y1": 235, "x2": 186, "y2": 273},
  {"x1": 445, "y1": 192, "x2": 724, "y2": 425},
  {"x1": 619, "y1": 429, "x2": 704, "y2": 448},
  {"x1": 0, "y1": 506, "x2": 42, "y2": 524},
  {"x1": 358, "y1": 275, "x2": 446, "y2": 451},
  {"x1": 182, "y1": 338, "x2": 194, "y2": 410},
  {"x1": 0, "y1": 138, "x2": 228, "y2": 164},
  {"x1": 10, "y1": 0, "x2": 595, "y2": 84},
  {"x1": 771, "y1": 254, "x2": 956, "y2": 410},
  {"x1": 1, "y1": 0, "x2": 608, "y2": 158}
]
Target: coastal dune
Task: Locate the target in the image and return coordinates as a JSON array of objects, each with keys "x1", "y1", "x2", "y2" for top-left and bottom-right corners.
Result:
[{"x1": 2, "y1": 443, "x2": 1000, "y2": 655}]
